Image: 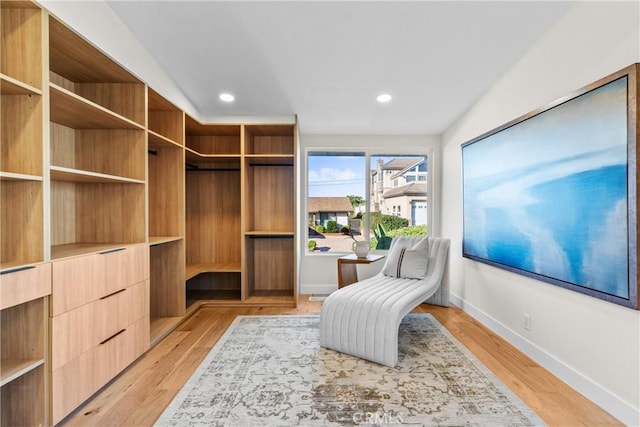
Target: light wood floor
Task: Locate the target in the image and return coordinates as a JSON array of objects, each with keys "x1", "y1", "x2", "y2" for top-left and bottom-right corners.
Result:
[{"x1": 62, "y1": 297, "x2": 622, "y2": 426}]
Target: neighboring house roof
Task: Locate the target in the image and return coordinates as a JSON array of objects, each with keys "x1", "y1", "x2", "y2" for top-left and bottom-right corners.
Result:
[
  {"x1": 308, "y1": 197, "x2": 353, "y2": 213},
  {"x1": 372, "y1": 158, "x2": 422, "y2": 178},
  {"x1": 381, "y1": 158, "x2": 417, "y2": 170},
  {"x1": 390, "y1": 158, "x2": 426, "y2": 179},
  {"x1": 382, "y1": 182, "x2": 427, "y2": 199}
]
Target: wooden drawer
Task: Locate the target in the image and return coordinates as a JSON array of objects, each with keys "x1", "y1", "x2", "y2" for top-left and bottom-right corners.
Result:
[
  {"x1": 0, "y1": 263, "x2": 51, "y2": 310},
  {"x1": 95, "y1": 279, "x2": 149, "y2": 343},
  {"x1": 51, "y1": 244, "x2": 149, "y2": 316},
  {"x1": 51, "y1": 315, "x2": 149, "y2": 424},
  {"x1": 93, "y1": 315, "x2": 149, "y2": 390},
  {"x1": 51, "y1": 280, "x2": 149, "y2": 370},
  {"x1": 51, "y1": 348, "x2": 94, "y2": 425}
]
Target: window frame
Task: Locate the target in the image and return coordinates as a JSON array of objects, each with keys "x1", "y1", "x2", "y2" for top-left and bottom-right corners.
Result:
[{"x1": 304, "y1": 148, "x2": 435, "y2": 256}]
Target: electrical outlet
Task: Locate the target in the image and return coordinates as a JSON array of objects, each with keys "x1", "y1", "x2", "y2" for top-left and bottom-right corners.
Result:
[{"x1": 523, "y1": 313, "x2": 531, "y2": 331}]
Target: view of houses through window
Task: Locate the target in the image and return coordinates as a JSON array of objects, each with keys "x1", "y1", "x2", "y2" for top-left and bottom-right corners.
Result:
[{"x1": 307, "y1": 152, "x2": 428, "y2": 253}]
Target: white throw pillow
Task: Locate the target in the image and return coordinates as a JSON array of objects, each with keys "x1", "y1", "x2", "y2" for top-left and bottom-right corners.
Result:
[{"x1": 382, "y1": 237, "x2": 429, "y2": 279}]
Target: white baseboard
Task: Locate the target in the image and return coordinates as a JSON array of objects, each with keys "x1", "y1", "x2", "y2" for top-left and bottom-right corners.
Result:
[
  {"x1": 300, "y1": 284, "x2": 336, "y2": 295},
  {"x1": 449, "y1": 293, "x2": 640, "y2": 426}
]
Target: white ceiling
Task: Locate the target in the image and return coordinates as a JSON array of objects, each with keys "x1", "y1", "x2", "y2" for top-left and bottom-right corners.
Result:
[{"x1": 106, "y1": 1, "x2": 571, "y2": 135}]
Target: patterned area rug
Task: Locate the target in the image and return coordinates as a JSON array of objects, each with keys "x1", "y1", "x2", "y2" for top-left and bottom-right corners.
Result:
[{"x1": 156, "y1": 314, "x2": 545, "y2": 426}]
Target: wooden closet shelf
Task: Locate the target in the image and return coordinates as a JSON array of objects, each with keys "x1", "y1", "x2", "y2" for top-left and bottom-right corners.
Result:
[
  {"x1": 245, "y1": 153, "x2": 295, "y2": 158},
  {"x1": 148, "y1": 130, "x2": 182, "y2": 149},
  {"x1": 185, "y1": 119, "x2": 240, "y2": 137},
  {"x1": 0, "y1": 171, "x2": 42, "y2": 182},
  {"x1": 185, "y1": 263, "x2": 241, "y2": 280},
  {"x1": 0, "y1": 74, "x2": 42, "y2": 95},
  {"x1": 185, "y1": 147, "x2": 241, "y2": 158},
  {"x1": 149, "y1": 236, "x2": 183, "y2": 246},
  {"x1": 0, "y1": 359, "x2": 44, "y2": 387},
  {"x1": 50, "y1": 166, "x2": 145, "y2": 184},
  {"x1": 245, "y1": 231, "x2": 294, "y2": 237},
  {"x1": 50, "y1": 84, "x2": 144, "y2": 130},
  {"x1": 49, "y1": 16, "x2": 141, "y2": 84}
]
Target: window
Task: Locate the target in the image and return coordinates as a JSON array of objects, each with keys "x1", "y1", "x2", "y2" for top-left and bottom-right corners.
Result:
[
  {"x1": 307, "y1": 153, "x2": 366, "y2": 253},
  {"x1": 307, "y1": 152, "x2": 428, "y2": 253}
]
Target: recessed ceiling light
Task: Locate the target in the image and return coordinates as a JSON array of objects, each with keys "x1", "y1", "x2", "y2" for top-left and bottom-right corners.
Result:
[
  {"x1": 376, "y1": 93, "x2": 392, "y2": 103},
  {"x1": 219, "y1": 93, "x2": 235, "y2": 102}
]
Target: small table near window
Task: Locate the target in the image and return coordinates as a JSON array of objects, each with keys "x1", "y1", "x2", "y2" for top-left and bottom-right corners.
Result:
[{"x1": 337, "y1": 254, "x2": 386, "y2": 288}]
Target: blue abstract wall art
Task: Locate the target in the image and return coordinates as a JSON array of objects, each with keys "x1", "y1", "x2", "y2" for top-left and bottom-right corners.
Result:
[{"x1": 462, "y1": 66, "x2": 638, "y2": 309}]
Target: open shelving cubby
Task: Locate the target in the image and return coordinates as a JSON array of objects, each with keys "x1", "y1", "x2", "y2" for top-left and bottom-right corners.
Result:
[
  {"x1": 1, "y1": 1, "x2": 43, "y2": 92},
  {"x1": 244, "y1": 124, "x2": 295, "y2": 157},
  {"x1": 48, "y1": 15, "x2": 146, "y2": 260},
  {"x1": 1, "y1": 0, "x2": 45, "y2": 270},
  {"x1": 148, "y1": 89, "x2": 184, "y2": 244},
  {"x1": 185, "y1": 118, "x2": 242, "y2": 305},
  {"x1": 48, "y1": 16, "x2": 145, "y2": 127},
  {"x1": 244, "y1": 235, "x2": 295, "y2": 304},
  {"x1": 243, "y1": 124, "x2": 297, "y2": 306},
  {"x1": 0, "y1": 179, "x2": 43, "y2": 271},
  {"x1": 185, "y1": 116, "x2": 241, "y2": 156},
  {"x1": 1, "y1": 71, "x2": 44, "y2": 264},
  {"x1": 0, "y1": 297, "x2": 47, "y2": 427},
  {"x1": 0, "y1": 84, "x2": 43, "y2": 181},
  {"x1": 147, "y1": 88, "x2": 186, "y2": 344}
]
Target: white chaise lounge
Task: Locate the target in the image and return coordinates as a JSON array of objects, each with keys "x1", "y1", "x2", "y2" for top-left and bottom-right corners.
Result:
[{"x1": 319, "y1": 236, "x2": 450, "y2": 367}]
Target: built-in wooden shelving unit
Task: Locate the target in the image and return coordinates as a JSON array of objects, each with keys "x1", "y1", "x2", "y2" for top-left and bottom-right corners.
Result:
[
  {"x1": 147, "y1": 88, "x2": 186, "y2": 345},
  {"x1": 2, "y1": 2, "x2": 298, "y2": 424},
  {"x1": 47, "y1": 14, "x2": 150, "y2": 425},
  {"x1": 185, "y1": 119, "x2": 243, "y2": 305},
  {"x1": 243, "y1": 125, "x2": 296, "y2": 305},
  {"x1": 0, "y1": 1, "x2": 49, "y2": 425},
  {"x1": 183, "y1": 120, "x2": 297, "y2": 307},
  {"x1": 48, "y1": 16, "x2": 146, "y2": 262}
]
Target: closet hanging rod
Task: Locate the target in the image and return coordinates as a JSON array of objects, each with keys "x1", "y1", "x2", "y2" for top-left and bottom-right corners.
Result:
[{"x1": 186, "y1": 167, "x2": 241, "y2": 172}]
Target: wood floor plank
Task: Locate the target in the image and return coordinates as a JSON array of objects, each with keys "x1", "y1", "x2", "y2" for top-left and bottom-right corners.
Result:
[
  {"x1": 61, "y1": 297, "x2": 621, "y2": 426},
  {"x1": 427, "y1": 303, "x2": 621, "y2": 427}
]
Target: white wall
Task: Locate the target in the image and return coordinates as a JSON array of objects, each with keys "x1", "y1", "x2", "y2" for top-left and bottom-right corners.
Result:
[
  {"x1": 441, "y1": 2, "x2": 640, "y2": 424},
  {"x1": 300, "y1": 134, "x2": 441, "y2": 294}
]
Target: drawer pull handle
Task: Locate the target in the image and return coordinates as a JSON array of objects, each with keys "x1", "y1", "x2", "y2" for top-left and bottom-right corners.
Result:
[
  {"x1": 100, "y1": 329, "x2": 126, "y2": 345},
  {"x1": 98, "y1": 247, "x2": 126, "y2": 255},
  {"x1": 0, "y1": 265, "x2": 36, "y2": 275},
  {"x1": 100, "y1": 288, "x2": 126, "y2": 300}
]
